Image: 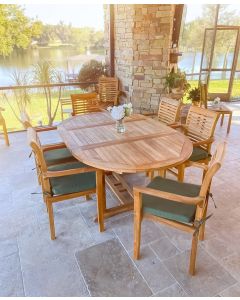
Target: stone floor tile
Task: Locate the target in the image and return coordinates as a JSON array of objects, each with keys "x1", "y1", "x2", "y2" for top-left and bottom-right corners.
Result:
[
  {"x1": 221, "y1": 253, "x2": 240, "y2": 281},
  {"x1": 150, "y1": 237, "x2": 181, "y2": 261},
  {"x1": 163, "y1": 248, "x2": 236, "y2": 297},
  {"x1": 75, "y1": 238, "x2": 152, "y2": 297},
  {"x1": 129, "y1": 245, "x2": 176, "y2": 294},
  {"x1": 0, "y1": 253, "x2": 24, "y2": 296},
  {"x1": 0, "y1": 238, "x2": 18, "y2": 258},
  {"x1": 22, "y1": 255, "x2": 88, "y2": 297},
  {"x1": 153, "y1": 283, "x2": 188, "y2": 297},
  {"x1": 111, "y1": 214, "x2": 165, "y2": 251},
  {"x1": 219, "y1": 283, "x2": 240, "y2": 297}
]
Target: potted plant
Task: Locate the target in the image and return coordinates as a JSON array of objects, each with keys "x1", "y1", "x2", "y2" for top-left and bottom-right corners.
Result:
[
  {"x1": 163, "y1": 68, "x2": 190, "y2": 99},
  {"x1": 78, "y1": 60, "x2": 108, "y2": 90},
  {"x1": 187, "y1": 87, "x2": 201, "y2": 106}
]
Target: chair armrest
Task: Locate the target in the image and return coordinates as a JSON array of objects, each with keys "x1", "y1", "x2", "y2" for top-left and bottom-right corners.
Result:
[
  {"x1": 44, "y1": 166, "x2": 96, "y2": 178},
  {"x1": 41, "y1": 142, "x2": 66, "y2": 152},
  {"x1": 133, "y1": 186, "x2": 204, "y2": 205},
  {"x1": 169, "y1": 122, "x2": 181, "y2": 129},
  {"x1": 35, "y1": 125, "x2": 57, "y2": 132},
  {"x1": 192, "y1": 137, "x2": 214, "y2": 147},
  {"x1": 187, "y1": 161, "x2": 209, "y2": 171}
]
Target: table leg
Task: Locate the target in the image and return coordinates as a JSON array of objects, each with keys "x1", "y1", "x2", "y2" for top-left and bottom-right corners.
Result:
[
  {"x1": 227, "y1": 112, "x2": 232, "y2": 134},
  {"x1": 96, "y1": 169, "x2": 106, "y2": 232},
  {"x1": 220, "y1": 113, "x2": 224, "y2": 126}
]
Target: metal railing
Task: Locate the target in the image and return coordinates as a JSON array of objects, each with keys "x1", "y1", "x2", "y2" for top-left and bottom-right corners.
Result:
[{"x1": 0, "y1": 81, "x2": 98, "y2": 133}]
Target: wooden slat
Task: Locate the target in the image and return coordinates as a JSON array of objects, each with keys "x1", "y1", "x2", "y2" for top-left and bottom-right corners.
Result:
[{"x1": 58, "y1": 111, "x2": 193, "y2": 174}]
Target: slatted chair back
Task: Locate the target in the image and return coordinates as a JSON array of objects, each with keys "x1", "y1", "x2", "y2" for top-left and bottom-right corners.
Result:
[
  {"x1": 157, "y1": 97, "x2": 181, "y2": 125},
  {"x1": 199, "y1": 82, "x2": 208, "y2": 109},
  {"x1": 71, "y1": 92, "x2": 101, "y2": 116},
  {"x1": 98, "y1": 76, "x2": 118, "y2": 105},
  {"x1": 27, "y1": 127, "x2": 47, "y2": 173},
  {"x1": 0, "y1": 107, "x2": 10, "y2": 146},
  {"x1": 199, "y1": 142, "x2": 226, "y2": 198},
  {"x1": 185, "y1": 106, "x2": 218, "y2": 151}
]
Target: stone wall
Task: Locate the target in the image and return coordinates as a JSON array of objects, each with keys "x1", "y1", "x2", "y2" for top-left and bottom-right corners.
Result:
[{"x1": 104, "y1": 4, "x2": 175, "y2": 113}]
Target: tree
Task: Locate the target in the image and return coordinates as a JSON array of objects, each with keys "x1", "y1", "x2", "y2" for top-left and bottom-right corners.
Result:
[{"x1": 0, "y1": 4, "x2": 43, "y2": 56}]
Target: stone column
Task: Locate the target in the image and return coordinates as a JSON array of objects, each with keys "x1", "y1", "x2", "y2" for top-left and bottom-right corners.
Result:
[{"x1": 104, "y1": 4, "x2": 175, "y2": 113}]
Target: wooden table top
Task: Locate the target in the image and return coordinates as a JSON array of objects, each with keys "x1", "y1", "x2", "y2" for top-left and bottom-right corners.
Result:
[
  {"x1": 208, "y1": 104, "x2": 232, "y2": 113},
  {"x1": 58, "y1": 111, "x2": 193, "y2": 173}
]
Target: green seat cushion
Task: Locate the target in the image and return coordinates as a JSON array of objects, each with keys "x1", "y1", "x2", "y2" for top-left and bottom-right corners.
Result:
[
  {"x1": 189, "y1": 146, "x2": 210, "y2": 162},
  {"x1": 142, "y1": 176, "x2": 201, "y2": 224},
  {"x1": 44, "y1": 148, "x2": 76, "y2": 165},
  {"x1": 48, "y1": 162, "x2": 96, "y2": 196}
]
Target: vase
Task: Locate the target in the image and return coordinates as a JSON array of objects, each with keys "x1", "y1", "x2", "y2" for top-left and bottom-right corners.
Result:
[{"x1": 116, "y1": 118, "x2": 125, "y2": 133}]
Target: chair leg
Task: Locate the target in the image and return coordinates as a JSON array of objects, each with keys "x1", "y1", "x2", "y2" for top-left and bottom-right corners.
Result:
[
  {"x1": 96, "y1": 170, "x2": 105, "y2": 232},
  {"x1": 2, "y1": 122, "x2": 9, "y2": 146},
  {"x1": 85, "y1": 194, "x2": 91, "y2": 201},
  {"x1": 189, "y1": 232, "x2": 199, "y2": 276},
  {"x1": 158, "y1": 169, "x2": 166, "y2": 177},
  {"x1": 133, "y1": 210, "x2": 142, "y2": 260},
  {"x1": 199, "y1": 204, "x2": 208, "y2": 241},
  {"x1": 178, "y1": 164, "x2": 185, "y2": 182},
  {"x1": 47, "y1": 200, "x2": 56, "y2": 240},
  {"x1": 133, "y1": 191, "x2": 142, "y2": 260}
]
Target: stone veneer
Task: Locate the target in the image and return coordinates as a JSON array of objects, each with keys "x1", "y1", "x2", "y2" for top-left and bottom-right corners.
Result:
[{"x1": 104, "y1": 4, "x2": 175, "y2": 113}]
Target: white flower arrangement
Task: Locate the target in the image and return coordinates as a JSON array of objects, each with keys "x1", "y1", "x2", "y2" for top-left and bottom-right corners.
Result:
[
  {"x1": 107, "y1": 103, "x2": 133, "y2": 120},
  {"x1": 213, "y1": 97, "x2": 221, "y2": 105}
]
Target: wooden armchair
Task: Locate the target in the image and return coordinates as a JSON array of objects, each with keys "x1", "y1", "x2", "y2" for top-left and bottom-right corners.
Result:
[
  {"x1": 0, "y1": 107, "x2": 9, "y2": 146},
  {"x1": 98, "y1": 76, "x2": 119, "y2": 106},
  {"x1": 24, "y1": 119, "x2": 77, "y2": 185},
  {"x1": 134, "y1": 142, "x2": 226, "y2": 275},
  {"x1": 157, "y1": 97, "x2": 181, "y2": 127},
  {"x1": 174, "y1": 106, "x2": 219, "y2": 181},
  {"x1": 27, "y1": 127, "x2": 96, "y2": 240},
  {"x1": 71, "y1": 92, "x2": 102, "y2": 116}
]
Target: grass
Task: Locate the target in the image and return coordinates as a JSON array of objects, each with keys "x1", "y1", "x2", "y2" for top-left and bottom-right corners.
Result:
[
  {"x1": 183, "y1": 79, "x2": 240, "y2": 103},
  {"x1": 1, "y1": 79, "x2": 240, "y2": 132},
  {"x1": 0, "y1": 88, "x2": 82, "y2": 132}
]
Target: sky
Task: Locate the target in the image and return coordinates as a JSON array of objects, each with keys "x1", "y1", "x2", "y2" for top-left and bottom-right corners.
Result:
[{"x1": 23, "y1": 4, "x2": 104, "y2": 30}]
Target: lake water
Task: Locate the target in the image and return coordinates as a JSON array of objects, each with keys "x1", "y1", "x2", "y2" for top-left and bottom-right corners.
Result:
[
  {"x1": 0, "y1": 47, "x2": 105, "y2": 86},
  {"x1": 0, "y1": 48, "x2": 237, "y2": 86}
]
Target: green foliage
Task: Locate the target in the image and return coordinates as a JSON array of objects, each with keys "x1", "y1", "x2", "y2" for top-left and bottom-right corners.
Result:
[
  {"x1": 32, "y1": 61, "x2": 62, "y2": 125},
  {"x1": 2, "y1": 70, "x2": 31, "y2": 124},
  {"x1": 0, "y1": 4, "x2": 43, "y2": 56},
  {"x1": 187, "y1": 87, "x2": 200, "y2": 102},
  {"x1": 163, "y1": 68, "x2": 190, "y2": 93},
  {"x1": 37, "y1": 23, "x2": 104, "y2": 53},
  {"x1": 78, "y1": 60, "x2": 108, "y2": 88}
]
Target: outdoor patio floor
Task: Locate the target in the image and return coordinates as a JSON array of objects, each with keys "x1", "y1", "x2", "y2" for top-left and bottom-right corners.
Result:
[{"x1": 1, "y1": 104, "x2": 240, "y2": 296}]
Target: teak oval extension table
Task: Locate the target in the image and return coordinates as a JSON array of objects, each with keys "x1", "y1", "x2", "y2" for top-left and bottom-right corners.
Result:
[{"x1": 58, "y1": 111, "x2": 193, "y2": 232}]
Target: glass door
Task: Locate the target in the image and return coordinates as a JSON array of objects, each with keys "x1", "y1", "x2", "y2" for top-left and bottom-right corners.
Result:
[{"x1": 200, "y1": 26, "x2": 240, "y2": 101}]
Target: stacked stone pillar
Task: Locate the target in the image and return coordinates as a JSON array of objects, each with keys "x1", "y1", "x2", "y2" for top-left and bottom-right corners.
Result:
[{"x1": 104, "y1": 4, "x2": 175, "y2": 113}]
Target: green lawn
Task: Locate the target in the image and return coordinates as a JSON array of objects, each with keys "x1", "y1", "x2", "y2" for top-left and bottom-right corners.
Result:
[
  {"x1": 1, "y1": 79, "x2": 240, "y2": 132},
  {"x1": 0, "y1": 88, "x2": 82, "y2": 132},
  {"x1": 184, "y1": 79, "x2": 240, "y2": 103}
]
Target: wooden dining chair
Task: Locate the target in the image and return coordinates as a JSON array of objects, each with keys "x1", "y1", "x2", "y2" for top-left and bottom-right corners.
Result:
[
  {"x1": 157, "y1": 97, "x2": 182, "y2": 127},
  {"x1": 24, "y1": 119, "x2": 77, "y2": 185},
  {"x1": 134, "y1": 142, "x2": 226, "y2": 275},
  {"x1": 27, "y1": 127, "x2": 96, "y2": 240},
  {"x1": 0, "y1": 107, "x2": 9, "y2": 146},
  {"x1": 174, "y1": 106, "x2": 219, "y2": 182},
  {"x1": 71, "y1": 92, "x2": 102, "y2": 116},
  {"x1": 199, "y1": 82, "x2": 208, "y2": 109},
  {"x1": 98, "y1": 76, "x2": 119, "y2": 106}
]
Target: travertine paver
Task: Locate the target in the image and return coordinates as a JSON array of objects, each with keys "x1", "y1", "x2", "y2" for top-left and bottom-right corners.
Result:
[{"x1": 0, "y1": 105, "x2": 240, "y2": 296}]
